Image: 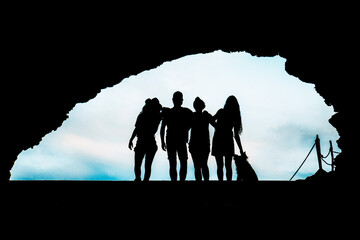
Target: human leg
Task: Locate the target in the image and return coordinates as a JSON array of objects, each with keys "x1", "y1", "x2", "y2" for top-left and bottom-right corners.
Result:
[
  {"x1": 215, "y1": 156, "x2": 224, "y2": 181},
  {"x1": 168, "y1": 155, "x2": 177, "y2": 182},
  {"x1": 191, "y1": 152, "x2": 202, "y2": 181},
  {"x1": 166, "y1": 141, "x2": 177, "y2": 181},
  {"x1": 225, "y1": 155, "x2": 233, "y2": 181},
  {"x1": 179, "y1": 157, "x2": 187, "y2": 181},
  {"x1": 178, "y1": 142, "x2": 188, "y2": 181},
  {"x1": 200, "y1": 152, "x2": 210, "y2": 181},
  {"x1": 143, "y1": 146, "x2": 157, "y2": 181},
  {"x1": 134, "y1": 150, "x2": 145, "y2": 181}
]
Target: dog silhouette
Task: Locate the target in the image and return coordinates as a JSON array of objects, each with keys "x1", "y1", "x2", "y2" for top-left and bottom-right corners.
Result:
[{"x1": 234, "y1": 153, "x2": 258, "y2": 182}]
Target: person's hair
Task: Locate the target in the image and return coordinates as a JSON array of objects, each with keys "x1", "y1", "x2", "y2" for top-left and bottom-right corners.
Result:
[
  {"x1": 193, "y1": 97, "x2": 205, "y2": 111},
  {"x1": 151, "y1": 98, "x2": 162, "y2": 111},
  {"x1": 172, "y1": 91, "x2": 183, "y2": 107},
  {"x1": 142, "y1": 98, "x2": 152, "y2": 112},
  {"x1": 173, "y1": 91, "x2": 183, "y2": 100},
  {"x1": 224, "y1": 95, "x2": 243, "y2": 135},
  {"x1": 142, "y1": 98, "x2": 162, "y2": 113}
]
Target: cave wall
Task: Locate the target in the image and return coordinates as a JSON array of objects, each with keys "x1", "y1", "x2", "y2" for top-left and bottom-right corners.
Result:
[{"x1": 3, "y1": 6, "x2": 356, "y2": 181}]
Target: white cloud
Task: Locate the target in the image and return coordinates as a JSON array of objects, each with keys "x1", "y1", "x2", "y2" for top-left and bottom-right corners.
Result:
[{"x1": 11, "y1": 51, "x2": 340, "y2": 181}]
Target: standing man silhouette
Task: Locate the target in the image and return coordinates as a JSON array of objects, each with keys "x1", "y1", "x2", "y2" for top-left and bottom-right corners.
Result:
[{"x1": 161, "y1": 91, "x2": 193, "y2": 181}]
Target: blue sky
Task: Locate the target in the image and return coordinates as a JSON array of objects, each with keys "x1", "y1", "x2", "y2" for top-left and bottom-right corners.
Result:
[{"x1": 11, "y1": 51, "x2": 340, "y2": 181}]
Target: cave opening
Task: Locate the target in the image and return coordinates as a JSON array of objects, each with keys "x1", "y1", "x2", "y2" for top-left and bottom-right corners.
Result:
[{"x1": 10, "y1": 51, "x2": 340, "y2": 181}]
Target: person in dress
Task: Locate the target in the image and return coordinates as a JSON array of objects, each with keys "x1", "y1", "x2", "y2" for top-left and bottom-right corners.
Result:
[{"x1": 212, "y1": 95, "x2": 245, "y2": 181}]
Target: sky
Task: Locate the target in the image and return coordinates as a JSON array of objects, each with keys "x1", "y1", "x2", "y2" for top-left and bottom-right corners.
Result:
[{"x1": 10, "y1": 51, "x2": 340, "y2": 181}]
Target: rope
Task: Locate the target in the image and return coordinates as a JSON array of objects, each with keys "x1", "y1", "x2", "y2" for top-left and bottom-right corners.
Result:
[
  {"x1": 321, "y1": 158, "x2": 332, "y2": 166},
  {"x1": 322, "y1": 144, "x2": 340, "y2": 166},
  {"x1": 321, "y1": 148, "x2": 331, "y2": 159},
  {"x1": 289, "y1": 142, "x2": 316, "y2": 181},
  {"x1": 321, "y1": 147, "x2": 332, "y2": 166}
]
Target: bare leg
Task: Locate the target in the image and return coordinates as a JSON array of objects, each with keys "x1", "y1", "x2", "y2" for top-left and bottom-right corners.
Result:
[
  {"x1": 191, "y1": 152, "x2": 202, "y2": 181},
  {"x1": 143, "y1": 148, "x2": 157, "y2": 181},
  {"x1": 225, "y1": 155, "x2": 233, "y2": 181},
  {"x1": 201, "y1": 152, "x2": 210, "y2": 181},
  {"x1": 179, "y1": 156, "x2": 187, "y2": 181},
  {"x1": 215, "y1": 156, "x2": 224, "y2": 181},
  {"x1": 134, "y1": 150, "x2": 145, "y2": 181}
]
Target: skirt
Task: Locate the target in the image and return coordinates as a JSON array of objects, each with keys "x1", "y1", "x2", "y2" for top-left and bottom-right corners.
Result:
[{"x1": 211, "y1": 130, "x2": 234, "y2": 157}]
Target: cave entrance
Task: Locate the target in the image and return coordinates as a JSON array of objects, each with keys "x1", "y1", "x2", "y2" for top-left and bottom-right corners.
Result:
[{"x1": 10, "y1": 51, "x2": 340, "y2": 181}]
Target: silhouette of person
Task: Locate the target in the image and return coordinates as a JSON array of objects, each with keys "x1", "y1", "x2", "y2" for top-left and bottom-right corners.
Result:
[
  {"x1": 160, "y1": 91, "x2": 193, "y2": 181},
  {"x1": 212, "y1": 95, "x2": 244, "y2": 181},
  {"x1": 129, "y1": 98, "x2": 162, "y2": 182},
  {"x1": 189, "y1": 97, "x2": 215, "y2": 181}
]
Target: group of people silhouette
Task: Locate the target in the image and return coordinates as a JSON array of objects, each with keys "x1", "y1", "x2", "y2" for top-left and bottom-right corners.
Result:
[{"x1": 129, "y1": 91, "x2": 245, "y2": 182}]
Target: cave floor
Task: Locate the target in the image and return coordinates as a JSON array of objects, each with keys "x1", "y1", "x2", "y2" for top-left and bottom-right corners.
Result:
[
  {"x1": 2, "y1": 181, "x2": 343, "y2": 216},
  {"x1": 2, "y1": 180, "x2": 355, "y2": 236}
]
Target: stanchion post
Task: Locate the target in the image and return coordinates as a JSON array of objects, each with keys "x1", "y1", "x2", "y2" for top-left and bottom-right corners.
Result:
[
  {"x1": 330, "y1": 140, "x2": 335, "y2": 172},
  {"x1": 315, "y1": 135, "x2": 323, "y2": 171}
]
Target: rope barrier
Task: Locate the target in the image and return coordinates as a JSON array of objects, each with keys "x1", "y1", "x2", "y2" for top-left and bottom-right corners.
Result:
[
  {"x1": 321, "y1": 158, "x2": 332, "y2": 166},
  {"x1": 321, "y1": 149, "x2": 331, "y2": 159},
  {"x1": 289, "y1": 136, "x2": 340, "y2": 181},
  {"x1": 289, "y1": 142, "x2": 316, "y2": 181},
  {"x1": 321, "y1": 147, "x2": 332, "y2": 166}
]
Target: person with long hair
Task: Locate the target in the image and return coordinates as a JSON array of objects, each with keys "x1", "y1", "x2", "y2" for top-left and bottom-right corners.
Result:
[
  {"x1": 212, "y1": 95, "x2": 244, "y2": 181},
  {"x1": 129, "y1": 98, "x2": 162, "y2": 181}
]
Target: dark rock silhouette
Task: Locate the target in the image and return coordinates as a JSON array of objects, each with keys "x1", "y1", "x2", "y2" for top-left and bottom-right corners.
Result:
[
  {"x1": 3, "y1": 180, "x2": 354, "y2": 237},
  {"x1": 305, "y1": 169, "x2": 328, "y2": 182},
  {"x1": 1, "y1": 6, "x2": 357, "y2": 239},
  {"x1": 2, "y1": 6, "x2": 356, "y2": 183}
]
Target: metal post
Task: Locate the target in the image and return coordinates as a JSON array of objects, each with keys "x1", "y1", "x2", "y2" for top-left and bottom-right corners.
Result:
[
  {"x1": 315, "y1": 135, "x2": 323, "y2": 171},
  {"x1": 330, "y1": 140, "x2": 335, "y2": 172}
]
